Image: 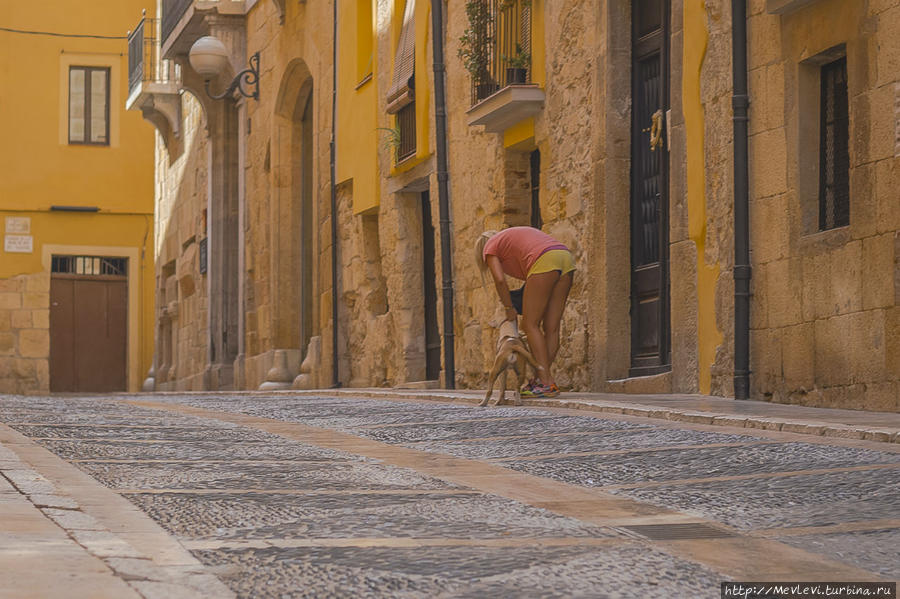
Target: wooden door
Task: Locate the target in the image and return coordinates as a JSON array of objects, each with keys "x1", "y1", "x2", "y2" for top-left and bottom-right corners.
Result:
[
  {"x1": 630, "y1": 0, "x2": 671, "y2": 376},
  {"x1": 50, "y1": 275, "x2": 127, "y2": 392}
]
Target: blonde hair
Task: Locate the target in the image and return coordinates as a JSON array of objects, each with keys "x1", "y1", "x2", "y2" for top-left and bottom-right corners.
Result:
[{"x1": 474, "y1": 230, "x2": 498, "y2": 286}]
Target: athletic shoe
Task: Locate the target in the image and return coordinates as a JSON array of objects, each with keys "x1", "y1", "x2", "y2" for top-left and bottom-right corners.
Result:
[{"x1": 521, "y1": 383, "x2": 559, "y2": 398}]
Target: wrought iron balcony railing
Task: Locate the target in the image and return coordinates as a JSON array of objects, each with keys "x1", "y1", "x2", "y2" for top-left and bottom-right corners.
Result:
[
  {"x1": 463, "y1": 0, "x2": 532, "y2": 105},
  {"x1": 128, "y1": 17, "x2": 176, "y2": 95}
]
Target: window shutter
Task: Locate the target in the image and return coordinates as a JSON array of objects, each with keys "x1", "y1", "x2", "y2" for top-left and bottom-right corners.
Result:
[{"x1": 386, "y1": 0, "x2": 416, "y2": 115}]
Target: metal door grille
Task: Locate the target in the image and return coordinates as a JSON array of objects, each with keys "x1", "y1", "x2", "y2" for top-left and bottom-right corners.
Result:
[
  {"x1": 819, "y1": 56, "x2": 849, "y2": 230},
  {"x1": 52, "y1": 256, "x2": 127, "y2": 277},
  {"x1": 637, "y1": 56, "x2": 661, "y2": 265}
]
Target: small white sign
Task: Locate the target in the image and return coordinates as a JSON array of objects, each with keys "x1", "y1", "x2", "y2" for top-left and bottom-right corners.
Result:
[
  {"x1": 4, "y1": 235, "x2": 33, "y2": 253},
  {"x1": 5, "y1": 217, "x2": 30, "y2": 234}
]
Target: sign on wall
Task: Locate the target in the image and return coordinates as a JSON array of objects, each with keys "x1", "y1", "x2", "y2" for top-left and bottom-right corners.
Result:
[
  {"x1": 5, "y1": 217, "x2": 30, "y2": 234},
  {"x1": 5, "y1": 235, "x2": 33, "y2": 253}
]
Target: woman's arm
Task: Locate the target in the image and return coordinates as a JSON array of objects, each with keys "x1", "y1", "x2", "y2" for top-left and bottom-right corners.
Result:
[{"x1": 485, "y1": 255, "x2": 518, "y2": 322}]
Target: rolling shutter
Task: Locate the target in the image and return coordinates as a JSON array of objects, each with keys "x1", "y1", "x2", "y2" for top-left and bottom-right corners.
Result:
[{"x1": 386, "y1": 0, "x2": 416, "y2": 114}]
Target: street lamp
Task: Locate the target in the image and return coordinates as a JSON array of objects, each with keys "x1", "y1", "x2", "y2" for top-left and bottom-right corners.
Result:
[{"x1": 189, "y1": 36, "x2": 259, "y2": 101}]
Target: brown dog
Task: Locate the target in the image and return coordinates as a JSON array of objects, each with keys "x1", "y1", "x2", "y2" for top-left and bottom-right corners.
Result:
[{"x1": 479, "y1": 320, "x2": 540, "y2": 407}]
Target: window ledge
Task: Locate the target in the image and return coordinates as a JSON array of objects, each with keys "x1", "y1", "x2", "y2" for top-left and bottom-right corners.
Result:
[
  {"x1": 466, "y1": 84, "x2": 545, "y2": 133},
  {"x1": 798, "y1": 225, "x2": 850, "y2": 255},
  {"x1": 766, "y1": 0, "x2": 821, "y2": 14}
]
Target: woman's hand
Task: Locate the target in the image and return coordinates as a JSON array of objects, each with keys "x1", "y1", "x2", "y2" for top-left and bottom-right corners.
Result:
[{"x1": 504, "y1": 306, "x2": 518, "y2": 322}]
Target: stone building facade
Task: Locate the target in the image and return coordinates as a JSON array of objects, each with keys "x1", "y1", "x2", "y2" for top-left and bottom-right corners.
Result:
[{"x1": 131, "y1": 0, "x2": 899, "y2": 412}]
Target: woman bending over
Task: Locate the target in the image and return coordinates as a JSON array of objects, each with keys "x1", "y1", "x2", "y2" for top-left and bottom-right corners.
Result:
[{"x1": 475, "y1": 227, "x2": 575, "y2": 398}]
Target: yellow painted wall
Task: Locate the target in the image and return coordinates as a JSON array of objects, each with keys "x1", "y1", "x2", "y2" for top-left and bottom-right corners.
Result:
[
  {"x1": 683, "y1": 0, "x2": 722, "y2": 394},
  {"x1": 0, "y1": 1, "x2": 156, "y2": 390},
  {"x1": 337, "y1": 0, "x2": 380, "y2": 214}
]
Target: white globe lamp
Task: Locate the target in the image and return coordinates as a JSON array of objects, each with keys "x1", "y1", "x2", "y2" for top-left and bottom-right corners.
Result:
[{"x1": 189, "y1": 36, "x2": 231, "y2": 80}]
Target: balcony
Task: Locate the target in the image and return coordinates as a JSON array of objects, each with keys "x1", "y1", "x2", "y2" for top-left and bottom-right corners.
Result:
[
  {"x1": 461, "y1": 0, "x2": 544, "y2": 132},
  {"x1": 126, "y1": 15, "x2": 182, "y2": 142},
  {"x1": 160, "y1": 0, "x2": 247, "y2": 59}
]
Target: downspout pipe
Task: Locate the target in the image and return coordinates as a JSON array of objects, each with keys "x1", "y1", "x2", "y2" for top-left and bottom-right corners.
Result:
[
  {"x1": 330, "y1": 0, "x2": 341, "y2": 388},
  {"x1": 732, "y1": 0, "x2": 751, "y2": 399},
  {"x1": 430, "y1": 0, "x2": 456, "y2": 388}
]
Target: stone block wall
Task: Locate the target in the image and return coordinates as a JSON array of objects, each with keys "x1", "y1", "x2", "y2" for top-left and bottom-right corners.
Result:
[
  {"x1": 153, "y1": 92, "x2": 210, "y2": 391},
  {"x1": 747, "y1": 0, "x2": 900, "y2": 411},
  {"x1": 0, "y1": 272, "x2": 50, "y2": 394}
]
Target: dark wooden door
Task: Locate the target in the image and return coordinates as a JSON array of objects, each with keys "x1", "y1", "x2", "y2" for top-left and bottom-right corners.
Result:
[
  {"x1": 630, "y1": 0, "x2": 671, "y2": 376},
  {"x1": 421, "y1": 191, "x2": 441, "y2": 381},
  {"x1": 50, "y1": 275, "x2": 127, "y2": 392}
]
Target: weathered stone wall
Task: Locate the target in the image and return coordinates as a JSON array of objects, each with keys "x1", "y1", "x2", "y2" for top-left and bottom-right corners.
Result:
[
  {"x1": 154, "y1": 93, "x2": 210, "y2": 391},
  {"x1": 747, "y1": 0, "x2": 900, "y2": 411},
  {"x1": 444, "y1": 1, "x2": 599, "y2": 391},
  {"x1": 0, "y1": 272, "x2": 50, "y2": 394},
  {"x1": 241, "y1": 0, "x2": 334, "y2": 390}
]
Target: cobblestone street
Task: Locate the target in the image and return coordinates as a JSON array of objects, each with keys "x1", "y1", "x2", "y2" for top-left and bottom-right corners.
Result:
[{"x1": 1, "y1": 393, "x2": 898, "y2": 598}]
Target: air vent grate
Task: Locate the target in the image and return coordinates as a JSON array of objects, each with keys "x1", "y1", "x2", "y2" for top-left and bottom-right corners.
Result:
[{"x1": 621, "y1": 523, "x2": 738, "y2": 540}]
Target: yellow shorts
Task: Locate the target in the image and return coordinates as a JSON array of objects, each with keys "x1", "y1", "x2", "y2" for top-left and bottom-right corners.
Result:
[{"x1": 527, "y1": 249, "x2": 576, "y2": 278}]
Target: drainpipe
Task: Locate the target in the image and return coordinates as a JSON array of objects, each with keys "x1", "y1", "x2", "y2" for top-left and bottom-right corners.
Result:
[
  {"x1": 330, "y1": 0, "x2": 341, "y2": 388},
  {"x1": 732, "y1": 0, "x2": 751, "y2": 399},
  {"x1": 430, "y1": 0, "x2": 456, "y2": 388}
]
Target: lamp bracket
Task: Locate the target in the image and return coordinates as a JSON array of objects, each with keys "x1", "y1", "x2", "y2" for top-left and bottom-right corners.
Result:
[{"x1": 205, "y1": 52, "x2": 260, "y2": 101}]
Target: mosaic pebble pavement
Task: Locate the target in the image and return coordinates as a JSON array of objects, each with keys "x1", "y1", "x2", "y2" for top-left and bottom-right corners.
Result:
[{"x1": 1, "y1": 393, "x2": 898, "y2": 598}]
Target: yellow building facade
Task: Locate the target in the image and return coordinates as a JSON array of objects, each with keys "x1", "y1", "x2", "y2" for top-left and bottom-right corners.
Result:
[{"x1": 0, "y1": 1, "x2": 156, "y2": 394}]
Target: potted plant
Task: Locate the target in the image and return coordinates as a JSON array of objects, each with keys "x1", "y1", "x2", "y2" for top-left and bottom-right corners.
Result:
[
  {"x1": 503, "y1": 43, "x2": 530, "y2": 85},
  {"x1": 376, "y1": 124, "x2": 402, "y2": 163},
  {"x1": 458, "y1": 0, "x2": 495, "y2": 99}
]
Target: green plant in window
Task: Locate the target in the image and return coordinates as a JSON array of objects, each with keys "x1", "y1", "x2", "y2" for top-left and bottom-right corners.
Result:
[{"x1": 376, "y1": 124, "x2": 402, "y2": 162}]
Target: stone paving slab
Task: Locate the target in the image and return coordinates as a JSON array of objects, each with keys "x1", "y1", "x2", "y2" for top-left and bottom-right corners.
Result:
[
  {"x1": 497, "y1": 442, "x2": 900, "y2": 487},
  {"x1": 192, "y1": 544, "x2": 725, "y2": 599},
  {"x1": 406, "y1": 428, "x2": 763, "y2": 460},
  {"x1": 775, "y1": 528, "x2": 900, "y2": 579},
  {"x1": 10, "y1": 424, "x2": 284, "y2": 442},
  {"x1": 124, "y1": 490, "x2": 619, "y2": 541},
  {"x1": 613, "y1": 469, "x2": 900, "y2": 532},
  {"x1": 79, "y1": 460, "x2": 461, "y2": 492},
  {"x1": 264, "y1": 389, "x2": 900, "y2": 444}
]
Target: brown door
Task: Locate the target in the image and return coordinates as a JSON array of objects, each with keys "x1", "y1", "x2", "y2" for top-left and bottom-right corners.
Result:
[
  {"x1": 50, "y1": 275, "x2": 127, "y2": 392},
  {"x1": 630, "y1": 0, "x2": 671, "y2": 376}
]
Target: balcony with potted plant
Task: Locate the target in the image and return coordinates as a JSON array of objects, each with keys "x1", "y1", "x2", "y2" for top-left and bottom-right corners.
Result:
[{"x1": 460, "y1": 0, "x2": 544, "y2": 133}]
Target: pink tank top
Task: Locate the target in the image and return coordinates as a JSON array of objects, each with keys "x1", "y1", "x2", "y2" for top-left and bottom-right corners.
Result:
[{"x1": 482, "y1": 227, "x2": 568, "y2": 280}]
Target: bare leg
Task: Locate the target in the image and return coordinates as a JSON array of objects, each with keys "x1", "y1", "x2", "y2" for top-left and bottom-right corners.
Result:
[
  {"x1": 522, "y1": 270, "x2": 560, "y2": 386},
  {"x1": 542, "y1": 271, "x2": 573, "y2": 366}
]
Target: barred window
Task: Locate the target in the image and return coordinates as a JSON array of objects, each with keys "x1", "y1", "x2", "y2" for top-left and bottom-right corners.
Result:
[
  {"x1": 397, "y1": 101, "x2": 416, "y2": 162},
  {"x1": 52, "y1": 256, "x2": 127, "y2": 276},
  {"x1": 819, "y1": 56, "x2": 849, "y2": 230}
]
